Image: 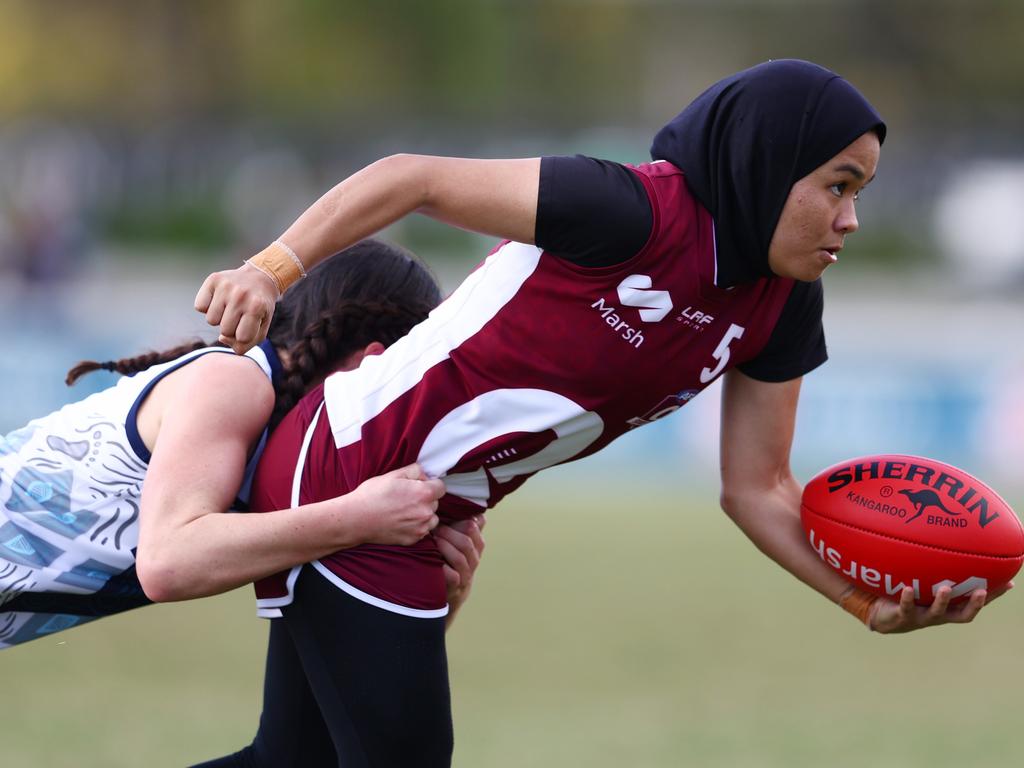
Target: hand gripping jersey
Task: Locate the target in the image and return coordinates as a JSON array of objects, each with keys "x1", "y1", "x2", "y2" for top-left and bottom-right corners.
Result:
[
  {"x1": 254, "y1": 162, "x2": 798, "y2": 619},
  {"x1": 0, "y1": 343, "x2": 279, "y2": 648}
]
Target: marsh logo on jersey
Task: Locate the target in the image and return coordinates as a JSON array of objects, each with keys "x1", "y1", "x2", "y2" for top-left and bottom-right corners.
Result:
[
  {"x1": 590, "y1": 275, "x2": 673, "y2": 349},
  {"x1": 616, "y1": 275, "x2": 673, "y2": 322}
]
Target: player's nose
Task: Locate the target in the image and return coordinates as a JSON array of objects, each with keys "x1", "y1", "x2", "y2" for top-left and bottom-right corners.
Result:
[{"x1": 836, "y1": 198, "x2": 859, "y2": 234}]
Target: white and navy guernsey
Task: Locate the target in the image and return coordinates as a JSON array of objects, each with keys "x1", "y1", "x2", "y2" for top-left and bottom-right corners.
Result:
[{"x1": 0, "y1": 341, "x2": 281, "y2": 648}]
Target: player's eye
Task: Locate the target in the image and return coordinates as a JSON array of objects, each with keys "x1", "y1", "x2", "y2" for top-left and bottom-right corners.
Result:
[{"x1": 830, "y1": 182, "x2": 862, "y2": 201}]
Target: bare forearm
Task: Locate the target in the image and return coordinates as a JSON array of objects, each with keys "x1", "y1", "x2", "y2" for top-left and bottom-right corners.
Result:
[
  {"x1": 139, "y1": 500, "x2": 363, "y2": 602},
  {"x1": 280, "y1": 154, "x2": 540, "y2": 268},
  {"x1": 140, "y1": 464, "x2": 444, "y2": 602},
  {"x1": 281, "y1": 155, "x2": 429, "y2": 268},
  {"x1": 722, "y1": 481, "x2": 852, "y2": 604}
]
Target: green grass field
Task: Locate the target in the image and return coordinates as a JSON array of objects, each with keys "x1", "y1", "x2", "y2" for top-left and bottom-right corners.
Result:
[{"x1": 5, "y1": 474, "x2": 1024, "y2": 767}]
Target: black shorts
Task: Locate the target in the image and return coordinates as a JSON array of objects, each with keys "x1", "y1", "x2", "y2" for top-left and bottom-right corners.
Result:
[{"x1": 191, "y1": 566, "x2": 452, "y2": 768}]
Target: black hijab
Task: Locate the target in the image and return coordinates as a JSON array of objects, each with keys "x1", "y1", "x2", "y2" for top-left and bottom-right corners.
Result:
[{"x1": 650, "y1": 59, "x2": 886, "y2": 287}]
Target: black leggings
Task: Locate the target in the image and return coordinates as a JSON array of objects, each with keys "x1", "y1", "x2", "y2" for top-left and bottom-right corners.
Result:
[{"x1": 191, "y1": 567, "x2": 452, "y2": 768}]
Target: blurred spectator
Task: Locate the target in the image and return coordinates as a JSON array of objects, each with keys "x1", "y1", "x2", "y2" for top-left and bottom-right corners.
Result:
[{"x1": 1, "y1": 121, "x2": 99, "y2": 287}]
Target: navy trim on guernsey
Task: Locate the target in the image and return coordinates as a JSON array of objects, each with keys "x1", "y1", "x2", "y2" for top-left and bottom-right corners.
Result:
[
  {"x1": 260, "y1": 338, "x2": 285, "y2": 387},
  {"x1": 3, "y1": 564, "x2": 150, "y2": 617},
  {"x1": 125, "y1": 340, "x2": 282, "y2": 464},
  {"x1": 534, "y1": 154, "x2": 828, "y2": 383}
]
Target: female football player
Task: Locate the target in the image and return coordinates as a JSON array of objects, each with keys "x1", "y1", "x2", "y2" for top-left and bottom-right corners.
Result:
[
  {"x1": 193, "y1": 60, "x2": 1002, "y2": 767},
  {"x1": 0, "y1": 239, "x2": 485, "y2": 650}
]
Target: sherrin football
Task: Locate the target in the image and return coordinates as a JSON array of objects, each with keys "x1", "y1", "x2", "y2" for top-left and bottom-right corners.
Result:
[{"x1": 801, "y1": 454, "x2": 1024, "y2": 605}]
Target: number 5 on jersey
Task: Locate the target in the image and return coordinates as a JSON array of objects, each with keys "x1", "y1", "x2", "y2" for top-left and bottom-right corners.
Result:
[{"x1": 700, "y1": 323, "x2": 745, "y2": 384}]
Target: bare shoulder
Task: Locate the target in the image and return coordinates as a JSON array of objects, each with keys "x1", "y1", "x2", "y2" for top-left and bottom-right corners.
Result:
[
  {"x1": 136, "y1": 350, "x2": 275, "y2": 453},
  {"x1": 154, "y1": 352, "x2": 274, "y2": 433},
  {"x1": 179, "y1": 352, "x2": 275, "y2": 417}
]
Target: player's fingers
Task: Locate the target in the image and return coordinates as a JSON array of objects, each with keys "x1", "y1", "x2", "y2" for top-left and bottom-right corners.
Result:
[
  {"x1": 446, "y1": 517, "x2": 474, "y2": 534},
  {"x1": 954, "y1": 590, "x2": 987, "y2": 623},
  {"x1": 442, "y1": 564, "x2": 461, "y2": 591},
  {"x1": 464, "y1": 520, "x2": 485, "y2": 555},
  {"x1": 475, "y1": 513, "x2": 487, "y2": 532},
  {"x1": 218, "y1": 333, "x2": 247, "y2": 355},
  {"x1": 927, "y1": 586, "x2": 952, "y2": 622},
  {"x1": 204, "y1": 290, "x2": 228, "y2": 327},
  {"x1": 898, "y1": 586, "x2": 916, "y2": 618},
  {"x1": 427, "y1": 513, "x2": 440, "y2": 532},
  {"x1": 442, "y1": 518, "x2": 485, "y2": 557},
  {"x1": 436, "y1": 524, "x2": 480, "y2": 570},
  {"x1": 390, "y1": 463, "x2": 428, "y2": 481},
  {"x1": 194, "y1": 275, "x2": 217, "y2": 312},
  {"x1": 219, "y1": 303, "x2": 245, "y2": 345},
  {"x1": 423, "y1": 477, "x2": 447, "y2": 501},
  {"x1": 233, "y1": 311, "x2": 265, "y2": 349},
  {"x1": 436, "y1": 532, "x2": 471, "y2": 575},
  {"x1": 447, "y1": 514, "x2": 481, "y2": 533}
]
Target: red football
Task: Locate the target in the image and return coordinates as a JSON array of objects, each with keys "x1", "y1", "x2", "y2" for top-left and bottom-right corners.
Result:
[{"x1": 801, "y1": 454, "x2": 1024, "y2": 605}]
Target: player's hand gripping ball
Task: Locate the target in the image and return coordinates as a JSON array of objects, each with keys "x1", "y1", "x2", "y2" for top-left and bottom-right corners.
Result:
[{"x1": 801, "y1": 454, "x2": 1024, "y2": 605}]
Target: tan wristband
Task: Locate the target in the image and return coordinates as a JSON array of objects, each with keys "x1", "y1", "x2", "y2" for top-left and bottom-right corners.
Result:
[
  {"x1": 245, "y1": 240, "x2": 307, "y2": 296},
  {"x1": 838, "y1": 585, "x2": 878, "y2": 629}
]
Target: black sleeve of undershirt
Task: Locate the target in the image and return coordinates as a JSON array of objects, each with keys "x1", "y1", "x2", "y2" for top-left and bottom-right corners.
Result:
[
  {"x1": 737, "y1": 279, "x2": 828, "y2": 383},
  {"x1": 535, "y1": 155, "x2": 654, "y2": 267}
]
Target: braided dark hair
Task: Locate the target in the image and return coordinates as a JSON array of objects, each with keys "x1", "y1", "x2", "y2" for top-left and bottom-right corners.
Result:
[
  {"x1": 67, "y1": 238, "x2": 443, "y2": 429},
  {"x1": 269, "y1": 298, "x2": 432, "y2": 427},
  {"x1": 65, "y1": 339, "x2": 215, "y2": 385}
]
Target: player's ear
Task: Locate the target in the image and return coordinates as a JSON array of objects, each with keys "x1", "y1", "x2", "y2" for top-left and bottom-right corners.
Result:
[
  {"x1": 342, "y1": 341, "x2": 386, "y2": 371},
  {"x1": 364, "y1": 341, "x2": 386, "y2": 358}
]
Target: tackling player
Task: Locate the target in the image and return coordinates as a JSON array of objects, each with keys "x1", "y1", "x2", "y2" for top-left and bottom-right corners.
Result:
[{"x1": 0, "y1": 240, "x2": 485, "y2": 651}]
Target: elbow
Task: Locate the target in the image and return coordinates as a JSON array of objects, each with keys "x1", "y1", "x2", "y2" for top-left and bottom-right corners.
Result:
[
  {"x1": 719, "y1": 472, "x2": 801, "y2": 527},
  {"x1": 719, "y1": 486, "x2": 746, "y2": 523},
  {"x1": 376, "y1": 153, "x2": 432, "y2": 208},
  {"x1": 719, "y1": 482, "x2": 766, "y2": 526},
  {"x1": 136, "y1": 551, "x2": 194, "y2": 603}
]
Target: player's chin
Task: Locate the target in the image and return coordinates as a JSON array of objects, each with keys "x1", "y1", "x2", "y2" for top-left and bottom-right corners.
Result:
[
  {"x1": 769, "y1": 253, "x2": 829, "y2": 282},
  {"x1": 795, "y1": 260, "x2": 830, "y2": 282}
]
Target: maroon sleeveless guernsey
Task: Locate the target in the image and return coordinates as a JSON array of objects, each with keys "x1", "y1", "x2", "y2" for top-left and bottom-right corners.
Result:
[{"x1": 252, "y1": 161, "x2": 795, "y2": 618}]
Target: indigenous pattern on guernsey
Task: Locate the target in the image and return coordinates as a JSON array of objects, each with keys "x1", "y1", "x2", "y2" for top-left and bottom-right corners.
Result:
[
  {"x1": 252, "y1": 160, "x2": 796, "y2": 619},
  {"x1": 0, "y1": 343, "x2": 278, "y2": 648}
]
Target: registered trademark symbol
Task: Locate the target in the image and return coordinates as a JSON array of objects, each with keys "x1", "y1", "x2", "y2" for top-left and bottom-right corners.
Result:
[{"x1": 880, "y1": 485, "x2": 894, "y2": 498}]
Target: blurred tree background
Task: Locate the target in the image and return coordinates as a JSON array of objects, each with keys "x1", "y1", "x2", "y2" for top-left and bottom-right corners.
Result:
[{"x1": 1, "y1": 0, "x2": 1022, "y2": 266}]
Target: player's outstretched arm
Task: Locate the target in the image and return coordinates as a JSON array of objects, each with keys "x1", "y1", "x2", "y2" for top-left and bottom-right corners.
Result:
[
  {"x1": 195, "y1": 154, "x2": 542, "y2": 353},
  {"x1": 717, "y1": 369, "x2": 995, "y2": 633},
  {"x1": 135, "y1": 355, "x2": 444, "y2": 602}
]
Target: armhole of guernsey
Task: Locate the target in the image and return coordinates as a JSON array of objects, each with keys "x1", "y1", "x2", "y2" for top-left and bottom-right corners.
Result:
[
  {"x1": 124, "y1": 342, "x2": 281, "y2": 481},
  {"x1": 234, "y1": 341, "x2": 282, "y2": 508},
  {"x1": 626, "y1": 164, "x2": 664, "y2": 264}
]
